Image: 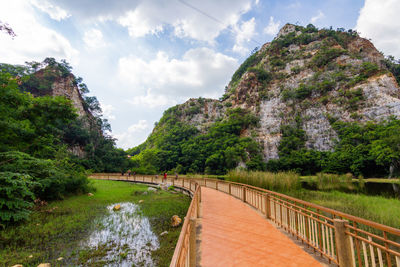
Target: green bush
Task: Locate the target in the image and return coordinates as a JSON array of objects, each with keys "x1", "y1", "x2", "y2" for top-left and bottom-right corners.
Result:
[
  {"x1": 248, "y1": 67, "x2": 272, "y2": 84},
  {"x1": 230, "y1": 51, "x2": 263, "y2": 85},
  {"x1": 311, "y1": 47, "x2": 345, "y2": 68},
  {"x1": 0, "y1": 151, "x2": 90, "y2": 201},
  {"x1": 0, "y1": 172, "x2": 36, "y2": 226}
]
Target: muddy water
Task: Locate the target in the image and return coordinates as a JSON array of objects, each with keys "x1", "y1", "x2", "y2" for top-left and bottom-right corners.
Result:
[{"x1": 81, "y1": 202, "x2": 159, "y2": 266}]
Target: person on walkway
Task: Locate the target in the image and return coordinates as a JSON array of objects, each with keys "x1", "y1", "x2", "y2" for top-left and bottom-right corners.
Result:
[
  {"x1": 163, "y1": 172, "x2": 167, "y2": 183},
  {"x1": 175, "y1": 172, "x2": 178, "y2": 180},
  {"x1": 127, "y1": 169, "x2": 131, "y2": 177}
]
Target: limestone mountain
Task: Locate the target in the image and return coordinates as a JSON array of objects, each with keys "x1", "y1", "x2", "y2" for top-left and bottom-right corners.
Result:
[{"x1": 129, "y1": 24, "x2": 400, "y2": 176}]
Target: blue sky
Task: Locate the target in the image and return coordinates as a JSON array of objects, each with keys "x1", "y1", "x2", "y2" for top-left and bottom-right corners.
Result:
[{"x1": 0, "y1": 0, "x2": 399, "y2": 149}]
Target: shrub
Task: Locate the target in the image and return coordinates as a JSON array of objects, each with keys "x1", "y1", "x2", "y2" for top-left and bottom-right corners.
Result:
[
  {"x1": 0, "y1": 151, "x2": 90, "y2": 201},
  {"x1": 294, "y1": 84, "x2": 313, "y2": 100},
  {"x1": 311, "y1": 47, "x2": 345, "y2": 68},
  {"x1": 231, "y1": 51, "x2": 263, "y2": 85},
  {"x1": 248, "y1": 67, "x2": 272, "y2": 84},
  {"x1": 0, "y1": 172, "x2": 36, "y2": 226}
]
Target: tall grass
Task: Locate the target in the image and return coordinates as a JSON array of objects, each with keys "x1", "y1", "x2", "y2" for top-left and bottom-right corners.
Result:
[
  {"x1": 226, "y1": 170, "x2": 301, "y2": 192},
  {"x1": 315, "y1": 172, "x2": 356, "y2": 191}
]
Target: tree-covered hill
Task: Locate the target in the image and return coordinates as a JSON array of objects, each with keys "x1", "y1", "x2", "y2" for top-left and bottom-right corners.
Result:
[
  {"x1": 0, "y1": 59, "x2": 129, "y2": 225},
  {"x1": 128, "y1": 24, "x2": 400, "y2": 178}
]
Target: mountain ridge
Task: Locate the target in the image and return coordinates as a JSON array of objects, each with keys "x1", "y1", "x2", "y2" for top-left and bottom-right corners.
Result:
[{"x1": 129, "y1": 23, "x2": 400, "y2": 176}]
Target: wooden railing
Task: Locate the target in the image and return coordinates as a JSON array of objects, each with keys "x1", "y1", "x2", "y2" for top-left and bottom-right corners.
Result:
[
  {"x1": 90, "y1": 174, "x2": 400, "y2": 267},
  {"x1": 89, "y1": 174, "x2": 200, "y2": 267}
]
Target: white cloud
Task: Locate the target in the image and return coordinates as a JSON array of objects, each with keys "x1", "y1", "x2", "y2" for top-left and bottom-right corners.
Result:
[
  {"x1": 30, "y1": 0, "x2": 70, "y2": 21},
  {"x1": 118, "y1": 9, "x2": 163, "y2": 38},
  {"x1": 310, "y1": 10, "x2": 325, "y2": 23},
  {"x1": 0, "y1": 0, "x2": 78, "y2": 65},
  {"x1": 232, "y1": 17, "x2": 256, "y2": 55},
  {"x1": 118, "y1": 47, "x2": 238, "y2": 101},
  {"x1": 263, "y1": 16, "x2": 280, "y2": 36},
  {"x1": 44, "y1": 0, "x2": 253, "y2": 43},
  {"x1": 113, "y1": 120, "x2": 149, "y2": 149},
  {"x1": 101, "y1": 103, "x2": 116, "y2": 120},
  {"x1": 83, "y1": 29, "x2": 106, "y2": 48},
  {"x1": 127, "y1": 89, "x2": 176, "y2": 108},
  {"x1": 128, "y1": 120, "x2": 149, "y2": 132},
  {"x1": 356, "y1": 0, "x2": 400, "y2": 58}
]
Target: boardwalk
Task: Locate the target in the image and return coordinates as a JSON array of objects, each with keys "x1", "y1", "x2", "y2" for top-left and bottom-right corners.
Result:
[{"x1": 199, "y1": 187, "x2": 323, "y2": 267}]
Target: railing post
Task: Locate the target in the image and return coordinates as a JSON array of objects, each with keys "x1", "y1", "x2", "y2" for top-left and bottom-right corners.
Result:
[
  {"x1": 189, "y1": 218, "x2": 196, "y2": 267},
  {"x1": 228, "y1": 183, "x2": 231, "y2": 195},
  {"x1": 243, "y1": 186, "x2": 246, "y2": 203},
  {"x1": 265, "y1": 193, "x2": 271, "y2": 219},
  {"x1": 216, "y1": 181, "x2": 218, "y2": 191},
  {"x1": 333, "y1": 219, "x2": 353, "y2": 267},
  {"x1": 196, "y1": 192, "x2": 200, "y2": 218}
]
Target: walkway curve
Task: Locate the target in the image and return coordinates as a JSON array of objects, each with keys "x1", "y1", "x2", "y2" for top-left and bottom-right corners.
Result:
[{"x1": 200, "y1": 186, "x2": 322, "y2": 267}]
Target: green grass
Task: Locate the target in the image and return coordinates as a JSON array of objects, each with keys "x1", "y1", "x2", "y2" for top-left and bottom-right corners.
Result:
[
  {"x1": 0, "y1": 179, "x2": 190, "y2": 267},
  {"x1": 290, "y1": 190, "x2": 400, "y2": 229}
]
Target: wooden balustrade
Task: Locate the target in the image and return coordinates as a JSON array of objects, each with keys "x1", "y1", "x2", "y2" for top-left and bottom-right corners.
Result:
[{"x1": 89, "y1": 174, "x2": 400, "y2": 267}]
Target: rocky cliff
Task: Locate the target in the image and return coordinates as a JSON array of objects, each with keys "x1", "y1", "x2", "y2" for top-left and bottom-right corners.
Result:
[{"x1": 152, "y1": 24, "x2": 400, "y2": 161}]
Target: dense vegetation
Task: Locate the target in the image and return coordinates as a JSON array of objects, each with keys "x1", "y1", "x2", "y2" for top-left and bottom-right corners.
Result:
[
  {"x1": 128, "y1": 107, "x2": 265, "y2": 175},
  {"x1": 267, "y1": 117, "x2": 400, "y2": 177},
  {"x1": 0, "y1": 59, "x2": 129, "y2": 225}
]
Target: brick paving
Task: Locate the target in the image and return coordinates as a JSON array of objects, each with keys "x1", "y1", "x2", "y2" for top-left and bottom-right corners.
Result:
[{"x1": 199, "y1": 187, "x2": 323, "y2": 267}]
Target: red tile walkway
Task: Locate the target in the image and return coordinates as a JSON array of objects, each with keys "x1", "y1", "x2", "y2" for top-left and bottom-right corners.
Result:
[{"x1": 199, "y1": 187, "x2": 323, "y2": 267}]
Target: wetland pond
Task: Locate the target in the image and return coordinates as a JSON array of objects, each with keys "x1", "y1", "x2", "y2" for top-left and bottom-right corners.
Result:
[{"x1": 80, "y1": 202, "x2": 159, "y2": 266}]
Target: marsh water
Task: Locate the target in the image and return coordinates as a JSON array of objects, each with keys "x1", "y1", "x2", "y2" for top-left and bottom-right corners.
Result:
[{"x1": 80, "y1": 202, "x2": 159, "y2": 266}]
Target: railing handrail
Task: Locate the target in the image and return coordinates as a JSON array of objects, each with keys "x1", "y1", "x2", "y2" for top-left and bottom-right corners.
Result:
[
  {"x1": 169, "y1": 181, "x2": 200, "y2": 266},
  {"x1": 90, "y1": 174, "x2": 400, "y2": 267},
  {"x1": 194, "y1": 177, "x2": 400, "y2": 236}
]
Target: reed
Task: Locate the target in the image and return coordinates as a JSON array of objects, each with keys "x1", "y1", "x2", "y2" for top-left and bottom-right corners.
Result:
[
  {"x1": 226, "y1": 170, "x2": 301, "y2": 192},
  {"x1": 316, "y1": 172, "x2": 355, "y2": 191}
]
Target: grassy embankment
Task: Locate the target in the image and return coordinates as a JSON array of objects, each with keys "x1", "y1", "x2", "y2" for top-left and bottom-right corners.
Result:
[
  {"x1": 0, "y1": 179, "x2": 190, "y2": 267},
  {"x1": 225, "y1": 170, "x2": 400, "y2": 229}
]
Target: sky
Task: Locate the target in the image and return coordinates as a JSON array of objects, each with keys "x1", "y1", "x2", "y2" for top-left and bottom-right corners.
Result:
[{"x1": 0, "y1": 0, "x2": 399, "y2": 149}]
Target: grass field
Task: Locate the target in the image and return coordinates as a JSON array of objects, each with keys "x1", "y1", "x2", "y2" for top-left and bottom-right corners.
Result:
[{"x1": 0, "y1": 179, "x2": 190, "y2": 267}]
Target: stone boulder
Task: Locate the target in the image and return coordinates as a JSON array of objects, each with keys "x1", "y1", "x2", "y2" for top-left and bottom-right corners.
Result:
[{"x1": 171, "y1": 215, "x2": 182, "y2": 227}]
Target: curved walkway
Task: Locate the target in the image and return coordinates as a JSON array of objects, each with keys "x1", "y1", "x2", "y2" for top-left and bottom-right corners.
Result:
[{"x1": 199, "y1": 187, "x2": 323, "y2": 267}]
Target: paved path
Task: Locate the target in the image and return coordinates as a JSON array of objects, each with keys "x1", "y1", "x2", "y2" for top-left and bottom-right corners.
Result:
[{"x1": 199, "y1": 187, "x2": 323, "y2": 267}]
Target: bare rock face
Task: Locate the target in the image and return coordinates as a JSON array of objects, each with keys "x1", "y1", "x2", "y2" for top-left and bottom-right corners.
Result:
[
  {"x1": 50, "y1": 75, "x2": 87, "y2": 117},
  {"x1": 147, "y1": 24, "x2": 400, "y2": 163}
]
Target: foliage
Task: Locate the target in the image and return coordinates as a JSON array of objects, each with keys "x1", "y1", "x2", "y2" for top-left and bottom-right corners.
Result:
[
  {"x1": 0, "y1": 172, "x2": 36, "y2": 226},
  {"x1": 248, "y1": 67, "x2": 272, "y2": 84},
  {"x1": 310, "y1": 46, "x2": 345, "y2": 68},
  {"x1": 130, "y1": 108, "x2": 265, "y2": 174},
  {"x1": 268, "y1": 118, "x2": 400, "y2": 177},
  {"x1": 0, "y1": 59, "x2": 129, "y2": 225},
  {"x1": 0, "y1": 151, "x2": 90, "y2": 201}
]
